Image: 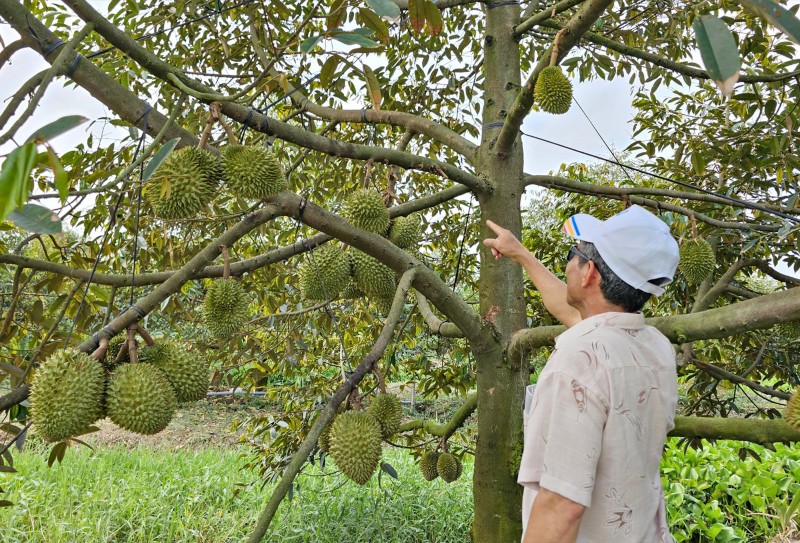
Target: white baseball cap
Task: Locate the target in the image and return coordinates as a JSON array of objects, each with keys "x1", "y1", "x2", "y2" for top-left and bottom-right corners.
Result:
[{"x1": 562, "y1": 205, "x2": 679, "y2": 296}]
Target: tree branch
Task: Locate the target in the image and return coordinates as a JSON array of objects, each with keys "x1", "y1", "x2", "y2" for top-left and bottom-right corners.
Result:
[
  {"x1": 415, "y1": 291, "x2": 465, "y2": 337},
  {"x1": 497, "y1": 0, "x2": 614, "y2": 153},
  {"x1": 245, "y1": 267, "x2": 418, "y2": 543},
  {"x1": 509, "y1": 286, "x2": 800, "y2": 357},
  {"x1": 691, "y1": 360, "x2": 790, "y2": 401},
  {"x1": 524, "y1": 175, "x2": 783, "y2": 232},
  {"x1": 0, "y1": 38, "x2": 27, "y2": 71},
  {"x1": 694, "y1": 259, "x2": 758, "y2": 313},
  {"x1": 669, "y1": 416, "x2": 800, "y2": 444},
  {"x1": 399, "y1": 392, "x2": 477, "y2": 439},
  {"x1": 514, "y1": 0, "x2": 586, "y2": 37}
]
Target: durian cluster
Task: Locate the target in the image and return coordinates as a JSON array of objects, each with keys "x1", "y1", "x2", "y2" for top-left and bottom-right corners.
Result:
[
  {"x1": 203, "y1": 278, "x2": 251, "y2": 339},
  {"x1": 679, "y1": 239, "x2": 716, "y2": 284},
  {"x1": 299, "y1": 190, "x2": 423, "y2": 313},
  {"x1": 29, "y1": 342, "x2": 209, "y2": 442},
  {"x1": 323, "y1": 394, "x2": 403, "y2": 485},
  {"x1": 784, "y1": 388, "x2": 800, "y2": 431},
  {"x1": 145, "y1": 144, "x2": 286, "y2": 219},
  {"x1": 418, "y1": 450, "x2": 463, "y2": 483},
  {"x1": 534, "y1": 66, "x2": 573, "y2": 115}
]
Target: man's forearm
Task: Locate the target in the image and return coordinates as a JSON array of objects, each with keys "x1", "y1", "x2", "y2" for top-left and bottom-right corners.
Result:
[
  {"x1": 524, "y1": 488, "x2": 584, "y2": 543},
  {"x1": 519, "y1": 253, "x2": 581, "y2": 327}
]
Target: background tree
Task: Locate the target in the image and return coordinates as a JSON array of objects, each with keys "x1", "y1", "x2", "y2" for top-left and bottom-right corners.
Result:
[{"x1": 1, "y1": 0, "x2": 800, "y2": 541}]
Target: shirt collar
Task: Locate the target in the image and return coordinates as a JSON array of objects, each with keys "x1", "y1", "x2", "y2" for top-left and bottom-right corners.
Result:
[{"x1": 555, "y1": 311, "x2": 645, "y2": 347}]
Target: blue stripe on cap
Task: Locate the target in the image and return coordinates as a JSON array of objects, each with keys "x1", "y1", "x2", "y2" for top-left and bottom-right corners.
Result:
[{"x1": 571, "y1": 216, "x2": 580, "y2": 236}]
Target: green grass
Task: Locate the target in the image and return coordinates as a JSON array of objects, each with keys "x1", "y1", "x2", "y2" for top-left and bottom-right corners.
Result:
[{"x1": 0, "y1": 446, "x2": 473, "y2": 543}]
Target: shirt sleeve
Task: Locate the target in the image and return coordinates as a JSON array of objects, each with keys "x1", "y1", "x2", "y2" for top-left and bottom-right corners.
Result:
[{"x1": 522, "y1": 369, "x2": 608, "y2": 507}]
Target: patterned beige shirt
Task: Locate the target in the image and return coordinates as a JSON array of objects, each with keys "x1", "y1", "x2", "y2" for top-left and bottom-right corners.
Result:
[{"x1": 518, "y1": 312, "x2": 677, "y2": 543}]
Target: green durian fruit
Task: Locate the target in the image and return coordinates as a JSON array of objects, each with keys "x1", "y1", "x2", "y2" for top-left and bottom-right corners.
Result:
[
  {"x1": 202, "y1": 279, "x2": 250, "y2": 339},
  {"x1": 106, "y1": 363, "x2": 177, "y2": 435},
  {"x1": 368, "y1": 394, "x2": 403, "y2": 438},
  {"x1": 29, "y1": 349, "x2": 105, "y2": 442},
  {"x1": 342, "y1": 189, "x2": 390, "y2": 234},
  {"x1": 437, "y1": 452, "x2": 462, "y2": 483},
  {"x1": 389, "y1": 215, "x2": 421, "y2": 249},
  {"x1": 341, "y1": 279, "x2": 365, "y2": 300},
  {"x1": 319, "y1": 420, "x2": 334, "y2": 453},
  {"x1": 784, "y1": 388, "x2": 800, "y2": 431},
  {"x1": 139, "y1": 343, "x2": 209, "y2": 403},
  {"x1": 300, "y1": 244, "x2": 352, "y2": 301},
  {"x1": 679, "y1": 239, "x2": 715, "y2": 284},
  {"x1": 776, "y1": 321, "x2": 800, "y2": 341},
  {"x1": 419, "y1": 451, "x2": 440, "y2": 481},
  {"x1": 144, "y1": 147, "x2": 219, "y2": 219},
  {"x1": 351, "y1": 250, "x2": 396, "y2": 299},
  {"x1": 104, "y1": 335, "x2": 129, "y2": 371},
  {"x1": 534, "y1": 66, "x2": 573, "y2": 115},
  {"x1": 222, "y1": 144, "x2": 287, "y2": 199},
  {"x1": 329, "y1": 411, "x2": 383, "y2": 485}
]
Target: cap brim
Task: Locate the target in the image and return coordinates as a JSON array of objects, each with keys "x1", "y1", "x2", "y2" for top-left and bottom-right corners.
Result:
[{"x1": 563, "y1": 213, "x2": 602, "y2": 241}]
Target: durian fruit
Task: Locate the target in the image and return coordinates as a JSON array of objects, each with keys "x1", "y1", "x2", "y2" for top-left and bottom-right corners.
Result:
[
  {"x1": 437, "y1": 452, "x2": 462, "y2": 483},
  {"x1": 318, "y1": 420, "x2": 334, "y2": 453},
  {"x1": 534, "y1": 66, "x2": 573, "y2": 115},
  {"x1": 342, "y1": 189, "x2": 390, "y2": 234},
  {"x1": 29, "y1": 349, "x2": 105, "y2": 442},
  {"x1": 368, "y1": 394, "x2": 403, "y2": 438},
  {"x1": 106, "y1": 363, "x2": 177, "y2": 435},
  {"x1": 389, "y1": 215, "x2": 421, "y2": 249},
  {"x1": 329, "y1": 411, "x2": 383, "y2": 485},
  {"x1": 299, "y1": 244, "x2": 352, "y2": 301},
  {"x1": 104, "y1": 335, "x2": 130, "y2": 371},
  {"x1": 222, "y1": 144, "x2": 287, "y2": 199},
  {"x1": 138, "y1": 343, "x2": 209, "y2": 403},
  {"x1": 341, "y1": 279, "x2": 365, "y2": 300},
  {"x1": 373, "y1": 294, "x2": 396, "y2": 317},
  {"x1": 144, "y1": 147, "x2": 219, "y2": 219},
  {"x1": 203, "y1": 279, "x2": 250, "y2": 339},
  {"x1": 776, "y1": 321, "x2": 800, "y2": 341},
  {"x1": 351, "y1": 250, "x2": 396, "y2": 299},
  {"x1": 679, "y1": 239, "x2": 715, "y2": 284},
  {"x1": 784, "y1": 388, "x2": 800, "y2": 431},
  {"x1": 419, "y1": 451, "x2": 440, "y2": 481}
]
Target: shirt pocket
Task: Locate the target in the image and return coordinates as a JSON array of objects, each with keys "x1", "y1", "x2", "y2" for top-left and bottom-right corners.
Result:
[{"x1": 522, "y1": 384, "x2": 537, "y2": 429}]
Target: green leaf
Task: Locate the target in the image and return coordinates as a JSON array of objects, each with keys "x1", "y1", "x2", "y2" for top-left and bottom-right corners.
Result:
[
  {"x1": 319, "y1": 56, "x2": 341, "y2": 88},
  {"x1": 692, "y1": 16, "x2": 740, "y2": 98},
  {"x1": 299, "y1": 35, "x2": 323, "y2": 53},
  {"x1": 331, "y1": 32, "x2": 380, "y2": 48},
  {"x1": 8, "y1": 204, "x2": 63, "y2": 235},
  {"x1": 327, "y1": 0, "x2": 347, "y2": 31},
  {"x1": 0, "y1": 500, "x2": 13, "y2": 508},
  {"x1": 142, "y1": 138, "x2": 180, "y2": 182},
  {"x1": 25, "y1": 115, "x2": 88, "y2": 144},
  {"x1": 358, "y1": 8, "x2": 390, "y2": 41},
  {"x1": 0, "y1": 465, "x2": 16, "y2": 473},
  {"x1": 423, "y1": 0, "x2": 443, "y2": 36},
  {"x1": 363, "y1": 64, "x2": 382, "y2": 110},
  {"x1": 0, "y1": 143, "x2": 38, "y2": 221},
  {"x1": 47, "y1": 441, "x2": 67, "y2": 467},
  {"x1": 740, "y1": 0, "x2": 800, "y2": 45},
  {"x1": 380, "y1": 462, "x2": 399, "y2": 479},
  {"x1": 408, "y1": 0, "x2": 425, "y2": 33},
  {"x1": 46, "y1": 146, "x2": 69, "y2": 203},
  {"x1": 366, "y1": 0, "x2": 401, "y2": 19}
]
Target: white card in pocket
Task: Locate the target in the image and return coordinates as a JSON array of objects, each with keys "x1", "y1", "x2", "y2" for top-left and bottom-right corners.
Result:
[{"x1": 524, "y1": 384, "x2": 537, "y2": 417}]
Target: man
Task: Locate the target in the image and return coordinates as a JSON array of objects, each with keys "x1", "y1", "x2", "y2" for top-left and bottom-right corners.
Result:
[{"x1": 483, "y1": 205, "x2": 680, "y2": 543}]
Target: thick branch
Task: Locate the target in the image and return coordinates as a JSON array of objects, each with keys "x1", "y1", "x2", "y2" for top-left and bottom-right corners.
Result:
[
  {"x1": 514, "y1": 0, "x2": 586, "y2": 37},
  {"x1": 399, "y1": 392, "x2": 477, "y2": 439},
  {"x1": 669, "y1": 416, "x2": 800, "y2": 444},
  {"x1": 415, "y1": 291, "x2": 465, "y2": 337},
  {"x1": 541, "y1": 20, "x2": 800, "y2": 84},
  {"x1": 694, "y1": 259, "x2": 757, "y2": 313},
  {"x1": 0, "y1": 38, "x2": 27, "y2": 70},
  {"x1": 525, "y1": 175, "x2": 782, "y2": 232},
  {"x1": 497, "y1": 0, "x2": 614, "y2": 152},
  {"x1": 245, "y1": 268, "x2": 417, "y2": 543},
  {"x1": 510, "y1": 287, "x2": 800, "y2": 356},
  {"x1": 692, "y1": 360, "x2": 790, "y2": 401},
  {"x1": 59, "y1": 0, "x2": 489, "y2": 193}
]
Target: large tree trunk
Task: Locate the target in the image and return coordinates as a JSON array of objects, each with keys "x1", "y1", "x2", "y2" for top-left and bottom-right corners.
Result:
[{"x1": 472, "y1": 4, "x2": 528, "y2": 541}]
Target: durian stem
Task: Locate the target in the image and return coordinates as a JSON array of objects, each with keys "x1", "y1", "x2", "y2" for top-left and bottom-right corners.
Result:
[
  {"x1": 136, "y1": 325, "x2": 156, "y2": 347},
  {"x1": 548, "y1": 28, "x2": 568, "y2": 66},
  {"x1": 373, "y1": 366, "x2": 387, "y2": 394},
  {"x1": 198, "y1": 102, "x2": 220, "y2": 150},
  {"x1": 90, "y1": 337, "x2": 110, "y2": 360},
  {"x1": 127, "y1": 325, "x2": 139, "y2": 364},
  {"x1": 113, "y1": 336, "x2": 130, "y2": 366},
  {"x1": 221, "y1": 246, "x2": 231, "y2": 279},
  {"x1": 690, "y1": 213, "x2": 698, "y2": 239}
]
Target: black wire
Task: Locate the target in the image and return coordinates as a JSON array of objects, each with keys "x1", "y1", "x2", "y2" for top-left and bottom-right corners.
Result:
[
  {"x1": 452, "y1": 194, "x2": 474, "y2": 291},
  {"x1": 129, "y1": 111, "x2": 148, "y2": 306},
  {"x1": 519, "y1": 130, "x2": 800, "y2": 225},
  {"x1": 572, "y1": 97, "x2": 636, "y2": 186}
]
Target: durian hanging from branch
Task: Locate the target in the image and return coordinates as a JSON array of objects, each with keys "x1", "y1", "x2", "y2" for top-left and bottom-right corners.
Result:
[
  {"x1": 678, "y1": 215, "x2": 716, "y2": 285},
  {"x1": 203, "y1": 246, "x2": 251, "y2": 339},
  {"x1": 534, "y1": 29, "x2": 573, "y2": 115}
]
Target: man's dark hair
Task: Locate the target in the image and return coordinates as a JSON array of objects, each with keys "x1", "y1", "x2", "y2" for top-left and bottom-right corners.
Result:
[{"x1": 576, "y1": 242, "x2": 652, "y2": 313}]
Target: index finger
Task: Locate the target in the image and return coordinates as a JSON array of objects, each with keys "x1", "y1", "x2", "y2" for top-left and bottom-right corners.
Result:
[{"x1": 485, "y1": 220, "x2": 506, "y2": 236}]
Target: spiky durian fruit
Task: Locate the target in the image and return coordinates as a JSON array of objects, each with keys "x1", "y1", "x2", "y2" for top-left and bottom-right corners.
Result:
[
  {"x1": 299, "y1": 244, "x2": 352, "y2": 301},
  {"x1": 144, "y1": 147, "x2": 219, "y2": 219},
  {"x1": 202, "y1": 279, "x2": 250, "y2": 339},
  {"x1": 784, "y1": 388, "x2": 800, "y2": 431},
  {"x1": 534, "y1": 66, "x2": 573, "y2": 115},
  {"x1": 342, "y1": 189, "x2": 390, "y2": 234},
  {"x1": 29, "y1": 349, "x2": 105, "y2": 442},
  {"x1": 341, "y1": 279, "x2": 365, "y2": 300},
  {"x1": 368, "y1": 394, "x2": 403, "y2": 438},
  {"x1": 776, "y1": 321, "x2": 800, "y2": 341},
  {"x1": 351, "y1": 250, "x2": 396, "y2": 299},
  {"x1": 329, "y1": 411, "x2": 383, "y2": 485},
  {"x1": 106, "y1": 363, "x2": 177, "y2": 435},
  {"x1": 679, "y1": 239, "x2": 715, "y2": 284},
  {"x1": 139, "y1": 343, "x2": 209, "y2": 403},
  {"x1": 389, "y1": 215, "x2": 421, "y2": 249},
  {"x1": 318, "y1": 420, "x2": 334, "y2": 453},
  {"x1": 104, "y1": 335, "x2": 130, "y2": 371},
  {"x1": 419, "y1": 451, "x2": 440, "y2": 481},
  {"x1": 437, "y1": 452, "x2": 462, "y2": 483},
  {"x1": 222, "y1": 144, "x2": 287, "y2": 199}
]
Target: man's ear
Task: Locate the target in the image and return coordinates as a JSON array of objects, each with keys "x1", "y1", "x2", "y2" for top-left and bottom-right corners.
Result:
[{"x1": 580, "y1": 261, "x2": 602, "y2": 289}]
